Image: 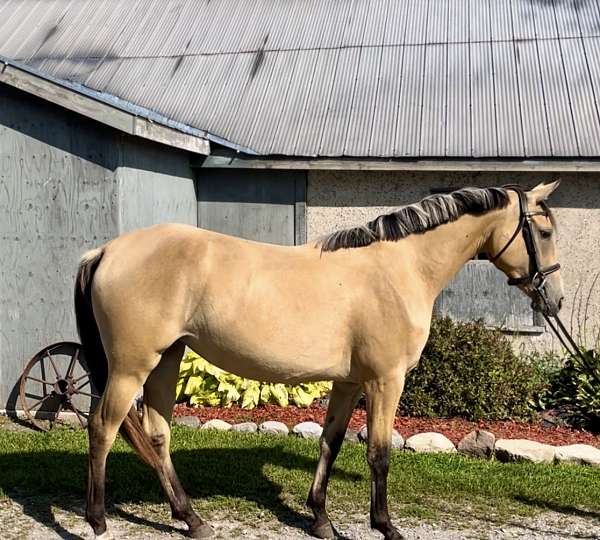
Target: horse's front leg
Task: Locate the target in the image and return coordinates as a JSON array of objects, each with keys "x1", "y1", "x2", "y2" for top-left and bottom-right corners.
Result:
[
  {"x1": 307, "y1": 382, "x2": 362, "y2": 538},
  {"x1": 364, "y1": 374, "x2": 405, "y2": 540}
]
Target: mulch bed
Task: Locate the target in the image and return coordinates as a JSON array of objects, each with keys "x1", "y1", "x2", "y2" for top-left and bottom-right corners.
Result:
[{"x1": 173, "y1": 403, "x2": 600, "y2": 447}]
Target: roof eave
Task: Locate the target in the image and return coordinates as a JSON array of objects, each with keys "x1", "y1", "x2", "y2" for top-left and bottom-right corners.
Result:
[{"x1": 0, "y1": 56, "x2": 211, "y2": 155}]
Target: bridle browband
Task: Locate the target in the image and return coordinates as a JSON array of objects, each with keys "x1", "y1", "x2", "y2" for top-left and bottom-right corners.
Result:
[{"x1": 489, "y1": 186, "x2": 599, "y2": 381}]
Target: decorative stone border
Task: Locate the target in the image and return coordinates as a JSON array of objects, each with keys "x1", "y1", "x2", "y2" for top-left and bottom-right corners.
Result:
[{"x1": 173, "y1": 416, "x2": 600, "y2": 466}]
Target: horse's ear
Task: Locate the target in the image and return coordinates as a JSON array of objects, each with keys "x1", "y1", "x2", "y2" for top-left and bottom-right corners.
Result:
[{"x1": 528, "y1": 180, "x2": 561, "y2": 203}]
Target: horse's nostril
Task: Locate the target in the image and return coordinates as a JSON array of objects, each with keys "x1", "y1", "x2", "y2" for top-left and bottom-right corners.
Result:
[{"x1": 558, "y1": 297, "x2": 564, "y2": 311}]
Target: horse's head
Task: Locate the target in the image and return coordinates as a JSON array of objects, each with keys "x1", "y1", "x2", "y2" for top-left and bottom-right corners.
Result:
[{"x1": 487, "y1": 181, "x2": 564, "y2": 316}]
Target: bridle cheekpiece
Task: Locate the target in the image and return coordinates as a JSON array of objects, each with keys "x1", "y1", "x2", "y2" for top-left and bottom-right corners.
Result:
[{"x1": 489, "y1": 185, "x2": 560, "y2": 296}]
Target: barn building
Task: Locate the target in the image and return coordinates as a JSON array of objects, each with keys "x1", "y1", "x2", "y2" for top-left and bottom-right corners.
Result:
[{"x1": 2, "y1": 0, "x2": 600, "y2": 411}]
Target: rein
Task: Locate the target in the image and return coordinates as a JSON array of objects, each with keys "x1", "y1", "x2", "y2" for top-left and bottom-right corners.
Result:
[
  {"x1": 490, "y1": 186, "x2": 599, "y2": 381},
  {"x1": 542, "y1": 312, "x2": 600, "y2": 385}
]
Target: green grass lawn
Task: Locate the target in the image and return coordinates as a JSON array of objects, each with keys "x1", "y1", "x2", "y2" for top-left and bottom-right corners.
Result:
[{"x1": 1, "y1": 425, "x2": 600, "y2": 528}]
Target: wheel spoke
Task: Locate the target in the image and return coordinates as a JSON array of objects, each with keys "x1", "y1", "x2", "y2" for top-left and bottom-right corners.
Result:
[
  {"x1": 24, "y1": 392, "x2": 45, "y2": 400},
  {"x1": 26, "y1": 393, "x2": 54, "y2": 411},
  {"x1": 45, "y1": 351, "x2": 61, "y2": 379},
  {"x1": 73, "y1": 372, "x2": 91, "y2": 384},
  {"x1": 25, "y1": 375, "x2": 53, "y2": 386},
  {"x1": 71, "y1": 406, "x2": 87, "y2": 427},
  {"x1": 66, "y1": 348, "x2": 80, "y2": 378},
  {"x1": 40, "y1": 361, "x2": 49, "y2": 395},
  {"x1": 74, "y1": 381, "x2": 91, "y2": 393},
  {"x1": 53, "y1": 402, "x2": 64, "y2": 424},
  {"x1": 74, "y1": 390, "x2": 101, "y2": 400}
]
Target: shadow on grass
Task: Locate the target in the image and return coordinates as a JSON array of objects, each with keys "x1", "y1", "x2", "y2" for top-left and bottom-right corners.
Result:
[
  {"x1": 460, "y1": 496, "x2": 600, "y2": 540},
  {"x1": 514, "y1": 496, "x2": 600, "y2": 521},
  {"x1": 0, "y1": 444, "x2": 360, "y2": 539},
  {"x1": 4, "y1": 437, "x2": 600, "y2": 540},
  {"x1": 499, "y1": 499, "x2": 600, "y2": 540}
]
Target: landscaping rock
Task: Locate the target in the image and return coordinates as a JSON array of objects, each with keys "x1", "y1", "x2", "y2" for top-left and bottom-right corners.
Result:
[
  {"x1": 356, "y1": 425, "x2": 404, "y2": 449},
  {"x1": 292, "y1": 421, "x2": 323, "y2": 439},
  {"x1": 540, "y1": 409, "x2": 568, "y2": 429},
  {"x1": 173, "y1": 416, "x2": 200, "y2": 429},
  {"x1": 458, "y1": 430, "x2": 495, "y2": 459},
  {"x1": 344, "y1": 429, "x2": 360, "y2": 443},
  {"x1": 200, "y1": 419, "x2": 231, "y2": 431},
  {"x1": 258, "y1": 421, "x2": 289, "y2": 436},
  {"x1": 554, "y1": 444, "x2": 600, "y2": 466},
  {"x1": 391, "y1": 431, "x2": 404, "y2": 449},
  {"x1": 495, "y1": 439, "x2": 555, "y2": 464},
  {"x1": 231, "y1": 422, "x2": 258, "y2": 433},
  {"x1": 405, "y1": 432, "x2": 456, "y2": 453}
]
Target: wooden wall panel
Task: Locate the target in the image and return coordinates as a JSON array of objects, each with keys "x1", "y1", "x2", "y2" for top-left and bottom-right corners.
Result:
[
  {"x1": 118, "y1": 136, "x2": 196, "y2": 233},
  {"x1": 0, "y1": 85, "x2": 120, "y2": 409},
  {"x1": 435, "y1": 260, "x2": 542, "y2": 333},
  {"x1": 0, "y1": 85, "x2": 197, "y2": 410},
  {"x1": 197, "y1": 169, "x2": 306, "y2": 245}
]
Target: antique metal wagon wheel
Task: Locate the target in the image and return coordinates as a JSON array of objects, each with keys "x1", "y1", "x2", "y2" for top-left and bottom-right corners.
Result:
[{"x1": 19, "y1": 341, "x2": 100, "y2": 431}]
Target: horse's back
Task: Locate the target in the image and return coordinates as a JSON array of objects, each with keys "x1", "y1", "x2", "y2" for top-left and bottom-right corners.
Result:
[{"x1": 87, "y1": 222, "x2": 423, "y2": 382}]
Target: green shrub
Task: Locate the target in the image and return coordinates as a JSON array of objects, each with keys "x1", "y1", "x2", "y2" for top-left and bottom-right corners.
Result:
[
  {"x1": 398, "y1": 317, "x2": 552, "y2": 421},
  {"x1": 177, "y1": 352, "x2": 332, "y2": 408},
  {"x1": 546, "y1": 350, "x2": 600, "y2": 431}
]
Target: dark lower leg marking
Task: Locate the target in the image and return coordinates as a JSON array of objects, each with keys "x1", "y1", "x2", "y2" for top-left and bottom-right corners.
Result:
[
  {"x1": 307, "y1": 431, "x2": 345, "y2": 538},
  {"x1": 307, "y1": 383, "x2": 362, "y2": 538},
  {"x1": 368, "y1": 446, "x2": 404, "y2": 540},
  {"x1": 165, "y1": 468, "x2": 213, "y2": 538},
  {"x1": 86, "y1": 422, "x2": 109, "y2": 536}
]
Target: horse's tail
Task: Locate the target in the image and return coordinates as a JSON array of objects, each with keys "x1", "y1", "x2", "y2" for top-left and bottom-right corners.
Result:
[{"x1": 74, "y1": 247, "x2": 159, "y2": 468}]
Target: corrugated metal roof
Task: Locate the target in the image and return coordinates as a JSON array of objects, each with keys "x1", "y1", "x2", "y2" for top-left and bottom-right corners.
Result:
[{"x1": 2, "y1": 0, "x2": 600, "y2": 158}]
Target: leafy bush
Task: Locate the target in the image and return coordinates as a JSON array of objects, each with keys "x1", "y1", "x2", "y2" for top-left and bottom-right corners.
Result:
[
  {"x1": 176, "y1": 352, "x2": 332, "y2": 408},
  {"x1": 398, "y1": 317, "x2": 552, "y2": 421},
  {"x1": 546, "y1": 350, "x2": 600, "y2": 431}
]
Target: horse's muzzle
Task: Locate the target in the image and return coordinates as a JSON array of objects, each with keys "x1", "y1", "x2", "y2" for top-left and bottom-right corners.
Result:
[{"x1": 531, "y1": 290, "x2": 563, "y2": 317}]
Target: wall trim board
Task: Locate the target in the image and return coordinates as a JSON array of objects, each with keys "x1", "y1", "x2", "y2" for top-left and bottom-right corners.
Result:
[{"x1": 198, "y1": 155, "x2": 600, "y2": 172}]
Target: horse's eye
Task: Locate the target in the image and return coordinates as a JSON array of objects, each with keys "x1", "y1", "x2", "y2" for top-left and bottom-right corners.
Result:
[{"x1": 540, "y1": 230, "x2": 553, "y2": 239}]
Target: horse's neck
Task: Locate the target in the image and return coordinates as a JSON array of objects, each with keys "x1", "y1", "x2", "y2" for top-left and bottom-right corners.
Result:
[{"x1": 403, "y1": 210, "x2": 501, "y2": 299}]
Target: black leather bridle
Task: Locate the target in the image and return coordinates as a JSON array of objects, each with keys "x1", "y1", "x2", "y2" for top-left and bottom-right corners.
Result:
[
  {"x1": 490, "y1": 185, "x2": 598, "y2": 380},
  {"x1": 488, "y1": 185, "x2": 560, "y2": 292}
]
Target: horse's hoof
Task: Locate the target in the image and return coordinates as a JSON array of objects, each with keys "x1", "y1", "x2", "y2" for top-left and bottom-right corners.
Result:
[
  {"x1": 188, "y1": 523, "x2": 214, "y2": 539},
  {"x1": 384, "y1": 529, "x2": 405, "y2": 540},
  {"x1": 310, "y1": 520, "x2": 335, "y2": 539}
]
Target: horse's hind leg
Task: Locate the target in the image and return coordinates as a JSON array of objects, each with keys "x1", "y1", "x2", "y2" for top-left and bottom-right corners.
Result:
[
  {"x1": 364, "y1": 375, "x2": 405, "y2": 540},
  {"x1": 307, "y1": 382, "x2": 362, "y2": 539},
  {"x1": 87, "y1": 365, "x2": 155, "y2": 539},
  {"x1": 142, "y1": 342, "x2": 213, "y2": 539}
]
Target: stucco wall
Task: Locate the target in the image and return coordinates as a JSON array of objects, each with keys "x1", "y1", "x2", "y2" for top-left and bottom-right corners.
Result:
[{"x1": 307, "y1": 170, "x2": 600, "y2": 352}]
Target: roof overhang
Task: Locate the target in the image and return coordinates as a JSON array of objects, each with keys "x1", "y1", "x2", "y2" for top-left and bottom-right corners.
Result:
[
  {"x1": 0, "y1": 57, "x2": 210, "y2": 155},
  {"x1": 199, "y1": 153, "x2": 600, "y2": 172}
]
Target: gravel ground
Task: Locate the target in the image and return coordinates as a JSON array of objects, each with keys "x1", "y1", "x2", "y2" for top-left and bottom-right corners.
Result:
[{"x1": 1, "y1": 497, "x2": 600, "y2": 540}]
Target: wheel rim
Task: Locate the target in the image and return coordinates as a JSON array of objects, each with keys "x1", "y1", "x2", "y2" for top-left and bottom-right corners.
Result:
[{"x1": 19, "y1": 341, "x2": 100, "y2": 431}]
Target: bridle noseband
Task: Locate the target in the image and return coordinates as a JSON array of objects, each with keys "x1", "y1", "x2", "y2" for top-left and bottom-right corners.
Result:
[{"x1": 489, "y1": 185, "x2": 560, "y2": 293}]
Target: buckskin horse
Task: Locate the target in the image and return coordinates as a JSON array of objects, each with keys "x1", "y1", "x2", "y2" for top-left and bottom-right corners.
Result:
[{"x1": 75, "y1": 181, "x2": 563, "y2": 539}]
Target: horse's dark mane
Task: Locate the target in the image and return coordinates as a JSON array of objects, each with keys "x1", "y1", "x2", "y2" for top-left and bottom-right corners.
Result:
[{"x1": 317, "y1": 187, "x2": 510, "y2": 252}]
